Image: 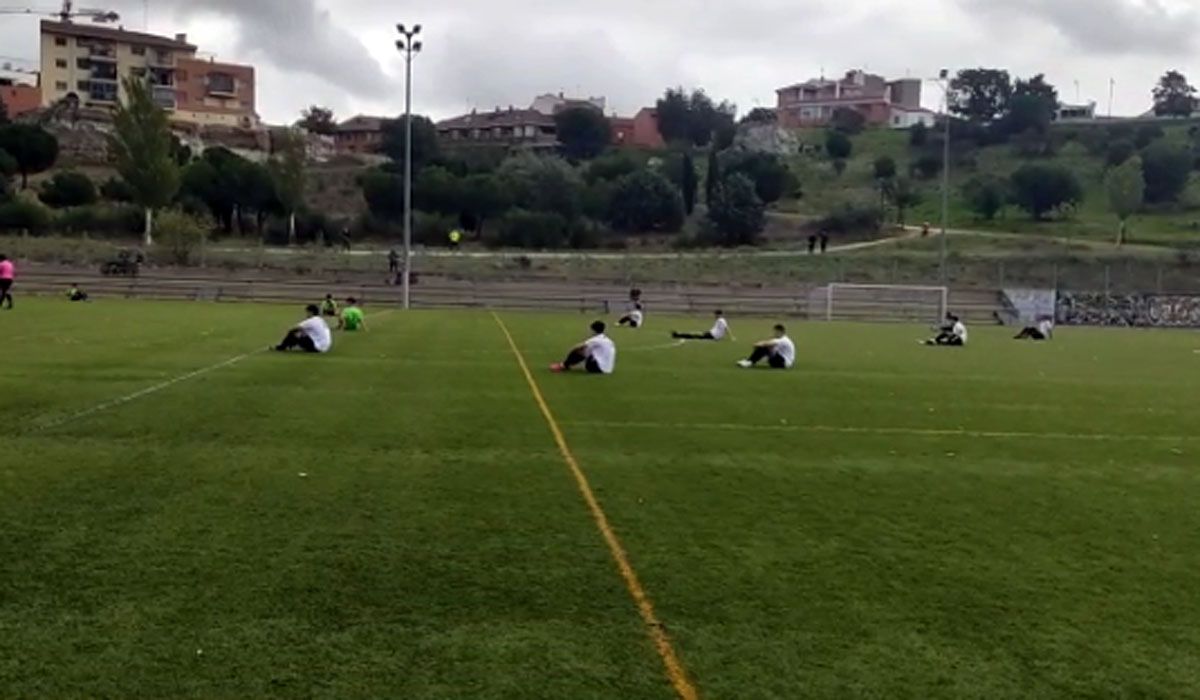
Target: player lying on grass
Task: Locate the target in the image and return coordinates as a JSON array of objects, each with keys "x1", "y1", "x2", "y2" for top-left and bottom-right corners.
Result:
[
  {"x1": 550, "y1": 320, "x2": 616, "y2": 375},
  {"x1": 618, "y1": 302, "x2": 644, "y2": 329},
  {"x1": 66, "y1": 284, "x2": 89, "y2": 302},
  {"x1": 275, "y1": 305, "x2": 333, "y2": 354},
  {"x1": 673, "y1": 310, "x2": 730, "y2": 341},
  {"x1": 320, "y1": 294, "x2": 339, "y2": 318},
  {"x1": 338, "y1": 298, "x2": 367, "y2": 332},
  {"x1": 923, "y1": 313, "x2": 968, "y2": 347},
  {"x1": 1014, "y1": 315, "x2": 1054, "y2": 341},
  {"x1": 737, "y1": 324, "x2": 795, "y2": 369}
]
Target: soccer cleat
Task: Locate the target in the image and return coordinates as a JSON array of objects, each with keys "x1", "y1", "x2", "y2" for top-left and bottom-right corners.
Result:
[
  {"x1": 737, "y1": 360, "x2": 753, "y2": 368},
  {"x1": 549, "y1": 363, "x2": 566, "y2": 373}
]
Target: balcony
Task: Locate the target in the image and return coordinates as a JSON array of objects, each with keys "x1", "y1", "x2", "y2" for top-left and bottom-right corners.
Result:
[
  {"x1": 87, "y1": 47, "x2": 116, "y2": 62},
  {"x1": 152, "y1": 85, "x2": 176, "y2": 110},
  {"x1": 148, "y1": 51, "x2": 176, "y2": 68}
]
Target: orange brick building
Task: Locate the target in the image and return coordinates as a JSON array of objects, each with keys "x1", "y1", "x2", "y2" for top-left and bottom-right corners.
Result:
[
  {"x1": 0, "y1": 83, "x2": 42, "y2": 118},
  {"x1": 611, "y1": 107, "x2": 665, "y2": 149},
  {"x1": 174, "y1": 58, "x2": 257, "y2": 128}
]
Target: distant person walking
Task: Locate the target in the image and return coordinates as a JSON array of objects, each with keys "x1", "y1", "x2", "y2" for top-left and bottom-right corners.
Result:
[
  {"x1": 807, "y1": 235, "x2": 818, "y2": 255},
  {"x1": 0, "y1": 254, "x2": 14, "y2": 310},
  {"x1": 388, "y1": 248, "x2": 400, "y2": 275},
  {"x1": 448, "y1": 229, "x2": 463, "y2": 250},
  {"x1": 819, "y1": 233, "x2": 830, "y2": 254}
]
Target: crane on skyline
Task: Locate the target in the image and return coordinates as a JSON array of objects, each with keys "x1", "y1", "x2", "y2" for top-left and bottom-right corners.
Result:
[{"x1": 0, "y1": 0, "x2": 119, "y2": 23}]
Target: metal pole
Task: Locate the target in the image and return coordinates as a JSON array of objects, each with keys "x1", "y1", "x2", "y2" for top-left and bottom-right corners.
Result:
[
  {"x1": 402, "y1": 50, "x2": 413, "y2": 310},
  {"x1": 940, "y1": 88, "x2": 950, "y2": 284}
]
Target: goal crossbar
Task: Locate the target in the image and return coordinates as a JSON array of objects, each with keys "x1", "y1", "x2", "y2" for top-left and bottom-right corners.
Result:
[{"x1": 822, "y1": 283, "x2": 949, "y2": 323}]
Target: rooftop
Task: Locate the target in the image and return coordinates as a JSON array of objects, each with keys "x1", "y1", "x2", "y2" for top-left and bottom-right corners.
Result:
[
  {"x1": 437, "y1": 108, "x2": 555, "y2": 130},
  {"x1": 41, "y1": 19, "x2": 197, "y2": 52}
]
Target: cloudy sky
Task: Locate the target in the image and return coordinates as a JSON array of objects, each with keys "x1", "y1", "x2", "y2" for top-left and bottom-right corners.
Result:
[{"x1": 1, "y1": 0, "x2": 1196, "y2": 123}]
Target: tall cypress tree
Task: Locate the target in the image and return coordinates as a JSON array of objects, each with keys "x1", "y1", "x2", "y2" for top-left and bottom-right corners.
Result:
[
  {"x1": 705, "y1": 147, "x2": 721, "y2": 205},
  {"x1": 681, "y1": 152, "x2": 697, "y2": 215}
]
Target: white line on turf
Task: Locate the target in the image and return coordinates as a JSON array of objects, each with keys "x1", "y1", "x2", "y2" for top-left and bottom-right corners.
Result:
[
  {"x1": 564, "y1": 420, "x2": 1199, "y2": 443},
  {"x1": 623, "y1": 339, "x2": 688, "y2": 353}
]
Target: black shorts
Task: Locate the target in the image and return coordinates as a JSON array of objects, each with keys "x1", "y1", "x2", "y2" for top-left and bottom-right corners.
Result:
[
  {"x1": 0, "y1": 279, "x2": 11, "y2": 294},
  {"x1": 768, "y1": 355, "x2": 788, "y2": 369},
  {"x1": 585, "y1": 357, "x2": 604, "y2": 374}
]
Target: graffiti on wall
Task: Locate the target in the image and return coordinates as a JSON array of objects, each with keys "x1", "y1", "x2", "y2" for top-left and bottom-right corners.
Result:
[{"x1": 1057, "y1": 292, "x2": 1200, "y2": 327}]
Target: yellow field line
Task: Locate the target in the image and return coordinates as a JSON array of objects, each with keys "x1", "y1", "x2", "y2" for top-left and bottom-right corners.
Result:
[{"x1": 490, "y1": 312, "x2": 699, "y2": 700}]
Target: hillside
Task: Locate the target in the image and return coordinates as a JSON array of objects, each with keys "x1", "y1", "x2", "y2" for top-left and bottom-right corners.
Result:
[{"x1": 773, "y1": 121, "x2": 1200, "y2": 249}]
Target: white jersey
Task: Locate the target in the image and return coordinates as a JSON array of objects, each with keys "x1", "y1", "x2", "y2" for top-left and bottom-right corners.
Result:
[
  {"x1": 585, "y1": 334, "x2": 617, "y2": 374},
  {"x1": 775, "y1": 336, "x2": 796, "y2": 368},
  {"x1": 952, "y1": 321, "x2": 968, "y2": 344},
  {"x1": 1037, "y1": 319, "x2": 1054, "y2": 338},
  {"x1": 710, "y1": 317, "x2": 729, "y2": 340},
  {"x1": 629, "y1": 309, "x2": 644, "y2": 327},
  {"x1": 298, "y1": 316, "x2": 333, "y2": 353}
]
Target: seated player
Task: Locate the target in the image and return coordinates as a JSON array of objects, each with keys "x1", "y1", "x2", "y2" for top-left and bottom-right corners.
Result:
[
  {"x1": 550, "y1": 321, "x2": 617, "y2": 375},
  {"x1": 66, "y1": 283, "x2": 89, "y2": 302},
  {"x1": 618, "y1": 302, "x2": 644, "y2": 329},
  {"x1": 737, "y1": 324, "x2": 796, "y2": 369},
  {"x1": 320, "y1": 294, "x2": 339, "y2": 318},
  {"x1": 1015, "y1": 315, "x2": 1054, "y2": 341},
  {"x1": 275, "y1": 304, "x2": 333, "y2": 354},
  {"x1": 673, "y1": 310, "x2": 730, "y2": 341},
  {"x1": 924, "y1": 313, "x2": 968, "y2": 346},
  {"x1": 338, "y1": 298, "x2": 368, "y2": 332}
]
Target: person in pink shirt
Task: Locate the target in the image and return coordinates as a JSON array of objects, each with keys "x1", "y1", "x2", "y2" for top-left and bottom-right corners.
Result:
[{"x1": 0, "y1": 254, "x2": 13, "y2": 310}]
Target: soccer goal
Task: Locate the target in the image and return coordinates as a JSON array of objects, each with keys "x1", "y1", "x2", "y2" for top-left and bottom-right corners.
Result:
[{"x1": 815, "y1": 284, "x2": 949, "y2": 323}]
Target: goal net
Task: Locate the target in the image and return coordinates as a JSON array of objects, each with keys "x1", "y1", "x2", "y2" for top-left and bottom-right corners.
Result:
[{"x1": 813, "y1": 284, "x2": 949, "y2": 323}]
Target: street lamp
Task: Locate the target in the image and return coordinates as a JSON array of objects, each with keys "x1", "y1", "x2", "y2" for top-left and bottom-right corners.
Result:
[
  {"x1": 396, "y1": 23, "x2": 423, "y2": 310},
  {"x1": 936, "y1": 68, "x2": 951, "y2": 284}
]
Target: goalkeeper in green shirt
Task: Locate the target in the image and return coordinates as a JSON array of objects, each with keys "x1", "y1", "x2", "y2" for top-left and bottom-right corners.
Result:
[{"x1": 338, "y1": 298, "x2": 368, "y2": 332}]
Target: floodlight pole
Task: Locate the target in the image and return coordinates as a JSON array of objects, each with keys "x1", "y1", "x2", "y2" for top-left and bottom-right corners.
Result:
[
  {"x1": 937, "y1": 69, "x2": 951, "y2": 285},
  {"x1": 396, "y1": 24, "x2": 423, "y2": 310}
]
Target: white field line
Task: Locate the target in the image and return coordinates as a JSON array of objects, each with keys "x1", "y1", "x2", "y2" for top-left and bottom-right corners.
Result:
[
  {"x1": 564, "y1": 420, "x2": 1199, "y2": 444},
  {"x1": 34, "y1": 349, "x2": 263, "y2": 431},
  {"x1": 623, "y1": 339, "x2": 688, "y2": 353},
  {"x1": 33, "y1": 308, "x2": 398, "y2": 431}
]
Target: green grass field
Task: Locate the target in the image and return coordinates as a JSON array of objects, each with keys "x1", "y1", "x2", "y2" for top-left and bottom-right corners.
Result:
[{"x1": 3, "y1": 299, "x2": 1200, "y2": 698}]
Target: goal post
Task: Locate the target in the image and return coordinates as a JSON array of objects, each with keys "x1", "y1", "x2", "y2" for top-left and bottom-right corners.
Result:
[{"x1": 820, "y1": 284, "x2": 949, "y2": 324}]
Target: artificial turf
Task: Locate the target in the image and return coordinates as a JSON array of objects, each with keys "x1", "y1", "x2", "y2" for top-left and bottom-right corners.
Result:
[{"x1": 2, "y1": 299, "x2": 1199, "y2": 699}]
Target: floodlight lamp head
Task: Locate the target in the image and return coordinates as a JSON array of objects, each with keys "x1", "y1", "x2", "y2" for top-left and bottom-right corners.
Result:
[
  {"x1": 413, "y1": 24, "x2": 422, "y2": 34},
  {"x1": 939, "y1": 68, "x2": 950, "y2": 80},
  {"x1": 397, "y1": 23, "x2": 406, "y2": 33},
  {"x1": 413, "y1": 41, "x2": 423, "y2": 53}
]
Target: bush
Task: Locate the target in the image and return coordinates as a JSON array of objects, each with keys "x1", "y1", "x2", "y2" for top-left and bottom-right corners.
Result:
[
  {"x1": 825, "y1": 130, "x2": 852, "y2": 160},
  {"x1": 706, "y1": 173, "x2": 765, "y2": 247},
  {"x1": 912, "y1": 154, "x2": 943, "y2": 180},
  {"x1": 585, "y1": 151, "x2": 642, "y2": 184},
  {"x1": 1106, "y1": 140, "x2": 1137, "y2": 168},
  {"x1": 153, "y1": 210, "x2": 210, "y2": 265},
  {"x1": 488, "y1": 209, "x2": 570, "y2": 249},
  {"x1": 413, "y1": 211, "x2": 458, "y2": 247},
  {"x1": 54, "y1": 203, "x2": 143, "y2": 237},
  {"x1": 607, "y1": 170, "x2": 685, "y2": 233},
  {"x1": 1141, "y1": 141, "x2": 1194, "y2": 204},
  {"x1": 722, "y1": 151, "x2": 796, "y2": 204},
  {"x1": 39, "y1": 171, "x2": 97, "y2": 209},
  {"x1": 100, "y1": 177, "x2": 136, "y2": 202},
  {"x1": 962, "y1": 175, "x2": 1008, "y2": 220},
  {"x1": 1009, "y1": 164, "x2": 1083, "y2": 219},
  {"x1": 873, "y1": 156, "x2": 897, "y2": 181},
  {"x1": 1135, "y1": 124, "x2": 1165, "y2": 149},
  {"x1": 830, "y1": 107, "x2": 867, "y2": 135},
  {"x1": 819, "y1": 199, "x2": 884, "y2": 234},
  {"x1": 909, "y1": 122, "x2": 929, "y2": 147},
  {"x1": 0, "y1": 199, "x2": 51, "y2": 233}
]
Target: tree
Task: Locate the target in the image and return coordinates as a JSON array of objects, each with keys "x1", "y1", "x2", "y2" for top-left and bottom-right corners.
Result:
[
  {"x1": 912, "y1": 154, "x2": 942, "y2": 180},
  {"x1": 110, "y1": 77, "x2": 180, "y2": 245},
  {"x1": 655, "y1": 88, "x2": 691, "y2": 144},
  {"x1": 831, "y1": 108, "x2": 867, "y2": 135},
  {"x1": 723, "y1": 151, "x2": 795, "y2": 204},
  {"x1": 359, "y1": 169, "x2": 405, "y2": 221},
  {"x1": 704, "y1": 149, "x2": 722, "y2": 208},
  {"x1": 380, "y1": 114, "x2": 441, "y2": 169},
  {"x1": 0, "y1": 148, "x2": 16, "y2": 183},
  {"x1": 1105, "y1": 140, "x2": 1136, "y2": 168},
  {"x1": 270, "y1": 129, "x2": 307, "y2": 243},
  {"x1": 1140, "y1": 141, "x2": 1193, "y2": 203},
  {"x1": 882, "y1": 177, "x2": 921, "y2": 225},
  {"x1": 39, "y1": 171, "x2": 97, "y2": 208},
  {"x1": 100, "y1": 176, "x2": 135, "y2": 202},
  {"x1": 740, "y1": 108, "x2": 777, "y2": 126},
  {"x1": 707, "y1": 173, "x2": 765, "y2": 246},
  {"x1": 459, "y1": 173, "x2": 510, "y2": 237},
  {"x1": 497, "y1": 152, "x2": 584, "y2": 221},
  {"x1": 963, "y1": 175, "x2": 1008, "y2": 220},
  {"x1": 680, "y1": 152, "x2": 697, "y2": 215},
  {"x1": 654, "y1": 87, "x2": 736, "y2": 148},
  {"x1": 1106, "y1": 156, "x2": 1144, "y2": 246},
  {"x1": 296, "y1": 105, "x2": 338, "y2": 135},
  {"x1": 1153, "y1": 71, "x2": 1198, "y2": 118},
  {"x1": 873, "y1": 156, "x2": 897, "y2": 181},
  {"x1": 909, "y1": 122, "x2": 929, "y2": 147},
  {"x1": 413, "y1": 165, "x2": 462, "y2": 215},
  {"x1": 554, "y1": 106, "x2": 611, "y2": 161},
  {"x1": 0, "y1": 124, "x2": 58, "y2": 189},
  {"x1": 1009, "y1": 164, "x2": 1083, "y2": 220},
  {"x1": 950, "y1": 68, "x2": 1013, "y2": 123},
  {"x1": 1003, "y1": 74, "x2": 1058, "y2": 136},
  {"x1": 825, "y1": 130, "x2": 852, "y2": 160},
  {"x1": 1135, "y1": 124, "x2": 1165, "y2": 149},
  {"x1": 607, "y1": 170, "x2": 685, "y2": 233}
]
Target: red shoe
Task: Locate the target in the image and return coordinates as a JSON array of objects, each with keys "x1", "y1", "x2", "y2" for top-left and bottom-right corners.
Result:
[{"x1": 549, "y1": 363, "x2": 565, "y2": 373}]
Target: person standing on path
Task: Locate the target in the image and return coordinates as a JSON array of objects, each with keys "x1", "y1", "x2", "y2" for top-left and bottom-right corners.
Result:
[{"x1": 0, "y1": 255, "x2": 14, "y2": 310}]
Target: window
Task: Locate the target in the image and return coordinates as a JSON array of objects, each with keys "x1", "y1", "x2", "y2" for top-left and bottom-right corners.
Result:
[
  {"x1": 132, "y1": 46, "x2": 145, "y2": 56},
  {"x1": 55, "y1": 81, "x2": 68, "y2": 91},
  {"x1": 55, "y1": 59, "x2": 68, "y2": 68},
  {"x1": 76, "y1": 58, "x2": 90, "y2": 70},
  {"x1": 131, "y1": 67, "x2": 146, "y2": 78},
  {"x1": 54, "y1": 37, "x2": 67, "y2": 46},
  {"x1": 77, "y1": 80, "x2": 90, "y2": 90}
]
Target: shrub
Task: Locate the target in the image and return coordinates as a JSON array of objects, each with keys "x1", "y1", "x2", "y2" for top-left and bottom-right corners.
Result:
[
  {"x1": 873, "y1": 156, "x2": 897, "y2": 181},
  {"x1": 1106, "y1": 140, "x2": 1136, "y2": 168},
  {"x1": 962, "y1": 175, "x2": 1008, "y2": 220},
  {"x1": 830, "y1": 107, "x2": 867, "y2": 135},
  {"x1": 153, "y1": 209, "x2": 210, "y2": 265},
  {"x1": 488, "y1": 209, "x2": 570, "y2": 249},
  {"x1": 413, "y1": 211, "x2": 458, "y2": 247},
  {"x1": 819, "y1": 199, "x2": 884, "y2": 234},
  {"x1": 912, "y1": 154, "x2": 943, "y2": 180},
  {"x1": 1134, "y1": 124, "x2": 1165, "y2": 149},
  {"x1": 1141, "y1": 141, "x2": 1194, "y2": 204},
  {"x1": 825, "y1": 130, "x2": 852, "y2": 159},
  {"x1": 909, "y1": 122, "x2": 929, "y2": 147},
  {"x1": 39, "y1": 171, "x2": 97, "y2": 209},
  {"x1": 1009, "y1": 164, "x2": 1083, "y2": 219},
  {"x1": 0, "y1": 199, "x2": 51, "y2": 233},
  {"x1": 706, "y1": 173, "x2": 765, "y2": 247},
  {"x1": 607, "y1": 170, "x2": 685, "y2": 233},
  {"x1": 100, "y1": 177, "x2": 136, "y2": 202},
  {"x1": 722, "y1": 151, "x2": 796, "y2": 204},
  {"x1": 54, "y1": 203, "x2": 143, "y2": 237}
]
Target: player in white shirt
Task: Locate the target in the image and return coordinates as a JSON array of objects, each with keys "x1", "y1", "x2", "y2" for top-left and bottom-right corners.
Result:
[
  {"x1": 673, "y1": 310, "x2": 731, "y2": 341},
  {"x1": 618, "y1": 302, "x2": 645, "y2": 329},
  {"x1": 1014, "y1": 315, "x2": 1054, "y2": 341},
  {"x1": 737, "y1": 324, "x2": 796, "y2": 369},
  {"x1": 274, "y1": 304, "x2": 333, "y2": 354},
  {"x1": 923, "y1": 313, "x2": 968, "y2": 347},
  {"x1": 550, "y1": 321, "x2": 617, "y2": 375}
]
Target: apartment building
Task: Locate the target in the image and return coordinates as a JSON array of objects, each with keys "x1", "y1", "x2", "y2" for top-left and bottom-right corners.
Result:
[
  {"x1": 335, "y1": 115, "x2": 389, "y2": 154},
  {"x1": 776, "y1": 69, "x2": 934, "y2": 129},
  {"x1": 436, "y1": 107, "x2": 557, "y2": 147},
  {"x1": 39, "y1": 20, "x2": 257, "y2": 127}
]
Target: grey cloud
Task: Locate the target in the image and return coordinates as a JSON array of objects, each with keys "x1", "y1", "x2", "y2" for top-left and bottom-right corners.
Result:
[
  {"x1": 164, "y1": 0, "x2": 389, "y2": 98},
  {"x1": 958, "y1": 0, "x2": 1198, "y2": 54}
]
